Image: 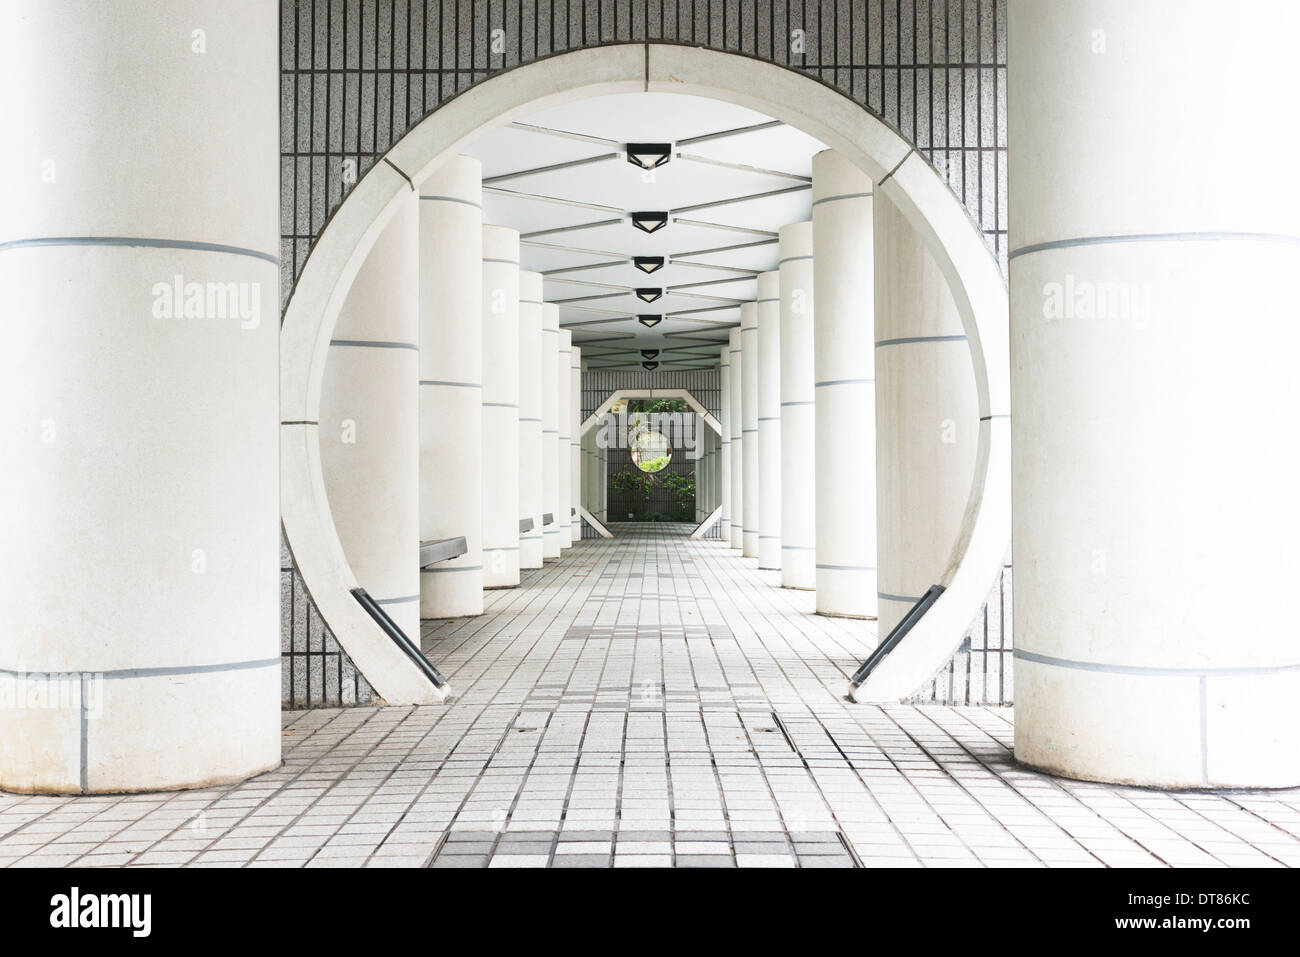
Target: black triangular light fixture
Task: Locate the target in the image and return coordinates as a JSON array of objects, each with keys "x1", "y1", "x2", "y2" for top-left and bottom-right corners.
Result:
[
  {"x1": 625, "y1": 143, "x2": 672, "y2": 170},
  {"x1": 637, "y1": 315, "x2": 663, "y2": 328},
  {"x1": 635, "y1": 288, "x2": 663, "y2": 303},
  {"x1": 633, "y1": 256, "x2": 665, "y2": 274},
  {"x1": 630, "y1": 211, "x2": 668, "y2": 234},
  {"x1": 641, "y1": 349, "x2": 659, "y2": 360},
  {"x1": 642, "y1": 361, "x2": 660, "y2": 371}
]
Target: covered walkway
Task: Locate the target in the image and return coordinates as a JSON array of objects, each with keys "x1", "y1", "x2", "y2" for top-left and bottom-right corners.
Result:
[{"x1": 2, "y1": 527, "x2": 1297, "y2": 869}]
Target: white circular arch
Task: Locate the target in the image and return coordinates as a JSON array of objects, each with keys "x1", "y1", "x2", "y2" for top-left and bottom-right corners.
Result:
[{"x1": 280, "y1": 43, "x2": 1010, "y2": 705}]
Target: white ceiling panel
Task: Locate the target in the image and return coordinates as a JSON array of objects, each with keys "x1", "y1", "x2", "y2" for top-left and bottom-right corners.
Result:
[
  {"x1": 467, "y1": 91, "x2": 826, "y2": 367},
  {"x1": 521, "y1": 92, "x2": 775, "y2": 146},
  {"x1": 464, "y1": 125, "x2": 612, "y2": 179},
  {"x1": 680, "y1": 123, "x2": 828, "y2": 178}
]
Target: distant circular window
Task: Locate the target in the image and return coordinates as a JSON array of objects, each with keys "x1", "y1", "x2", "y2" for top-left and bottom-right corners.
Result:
[{"x1": 630, "y1": 430, "x2": 671, "y2": 474}]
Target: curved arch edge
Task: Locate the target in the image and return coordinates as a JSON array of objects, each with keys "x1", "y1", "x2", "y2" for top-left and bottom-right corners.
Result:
[{"x1": 279, "y1": 42, "x2": 1011, "y2": 707}]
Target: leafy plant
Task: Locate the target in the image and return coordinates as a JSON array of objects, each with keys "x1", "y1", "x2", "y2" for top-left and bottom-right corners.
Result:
[{"x1": 660, "y1": 470, "x2": 695, "y2": 512}]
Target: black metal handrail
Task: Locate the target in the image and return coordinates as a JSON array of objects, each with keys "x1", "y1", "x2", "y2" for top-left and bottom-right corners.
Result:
[
  {"x1": 850, "y1": 584, "x2": 945, "y2": 687},
  {"x1": 351, "y1": 587, "x2": 447, "y2": 689}
]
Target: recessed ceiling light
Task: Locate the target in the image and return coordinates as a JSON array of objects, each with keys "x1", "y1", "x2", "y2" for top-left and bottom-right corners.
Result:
[
  {"x1": 633, "y1": 256, "x2": 665, "y2": 274},
  {"x1": 637, "y1": 315, "x2": 663, "y2": 328},
  {"x1": 641, "y1": 349, "x2": 659, "y2": 360},
  {"x1": 626, "y1": 143, "x2": 672, "y2": 170},
  {"x1": 642, "y1": 361, "x2": 660, "y2": 371},
  {"x1": 635, "y1": 288, "x2": 663, "y2": 303},
  {"x1": 630, "y1": 211, "x2": 668, "y2": 234}
]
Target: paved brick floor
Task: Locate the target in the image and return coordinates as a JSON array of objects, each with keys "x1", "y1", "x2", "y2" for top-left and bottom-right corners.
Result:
[{"x1": 2, "y1": 523, "x2": 1299, "y2": 868}]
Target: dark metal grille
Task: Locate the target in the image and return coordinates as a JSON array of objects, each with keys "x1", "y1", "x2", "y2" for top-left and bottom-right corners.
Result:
[
  {"x1": 280, "y1": 0, "x2": 1010, "y2": 706},
  {"x1": 279, "y1": 0, "x2": 1008, "y2": 310}
]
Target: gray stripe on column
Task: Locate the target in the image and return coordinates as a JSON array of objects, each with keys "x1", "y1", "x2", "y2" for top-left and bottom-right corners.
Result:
[
  {"x1": 0, "y1": 235, "x2": 280, "y2": 265},
  {"x1": 816, "y1": 564, "x2": 877, "y2": 571},
  {"x1": 815, "y1": 378, "x2": 874, "y2": 387},
  {"x1": 420, "y1": 380, "x2": 481, "y2": 388},
  {"x1": 878, "y1": 591, "x2": 924, "y2": 603},
  {"x1": 811, "y1": 191, "x2": 873, "y2": 207},
  {"x1": 331, "y1": 339, "x2": 419, "y2": 350},
  {"x1": 0, "y1": 658, "x2": 281, "y2": 680},
  {"x1": 420, "y1": 195, "x2": 482, "y2": 209},
  {"x1": 1013, "y1": 649, "x2": 1300, "y2": 676},
  {"x1": 1009, "y1": 231, "x2": 1300, "y2": 261},
  {"x1": 875, "y1": 335, "x2": 967, "y2": 348}
]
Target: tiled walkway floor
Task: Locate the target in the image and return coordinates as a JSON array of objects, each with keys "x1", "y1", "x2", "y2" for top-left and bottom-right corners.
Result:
[{"x1": 3, "y1": 523, "x2": 1299, "y2": 868}]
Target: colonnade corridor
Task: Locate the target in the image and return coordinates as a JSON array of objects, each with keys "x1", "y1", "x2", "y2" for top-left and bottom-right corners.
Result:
[{"x1": 7, "y1": 527, "x2": 1295, "y2": 869}]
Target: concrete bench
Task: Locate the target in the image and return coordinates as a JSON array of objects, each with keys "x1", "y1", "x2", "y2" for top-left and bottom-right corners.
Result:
[{"x1": 419, "y1": 536, "x2": 468, "y2": 569}]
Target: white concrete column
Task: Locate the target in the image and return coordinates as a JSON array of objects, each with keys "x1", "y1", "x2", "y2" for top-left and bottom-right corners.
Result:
[
  {"x1": 757, "y1": 272, "x2": 782, "y2": 569},
  {"x1": 740, "y1": 303, "x2": 760, "y2": 558},
  {"x1": 728, "y1": 328, "x2": 744, "y2": 549},
  {"x1": 719, "y1": 346, "x2": 732, "y2": 543},
  {"x1": 0, "y1": 2, "x2": 280, "y2": 793},
  {"x1": 557, "y1": 329, "x2": 573, "y2": 551},
  {"x1": 541, "y1": 304, "x2": 562, "y2": 559},
  {"x1": 779, "y1": 222, "x2": 816, "y2": 589},
  {"x1": 1009, "y1": 0, "x2": 1300, "y2": 788},
  {"x1": 873, "y1": 192, "x2": 979, "y2": 637},
  {"x1": 570, "y1": 345, "x2": 582, "y2": 543},
  {"x1": 419, "y1": 157, "x2": 483, "y2": 618},
  {"x1": 518, "y1": 272, "x2": 544, "y2": 568},
  {"x1": 321, "y1": 193, "x2": 420, "y2": 642},
  {"x1": 481, "y1": 226, "x2": 521, "y2": 588},
  {"x1": 812, "y1": 150, "x2": 876, "y2": 618}
]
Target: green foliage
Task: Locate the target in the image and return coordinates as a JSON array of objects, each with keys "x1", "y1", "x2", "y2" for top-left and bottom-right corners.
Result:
[
  {"x1": 627, "y1": 398, "x2": 690, "y2": 415},
  {"x1": 660, "y1": 470, "x2": 695, "y2": 511}
]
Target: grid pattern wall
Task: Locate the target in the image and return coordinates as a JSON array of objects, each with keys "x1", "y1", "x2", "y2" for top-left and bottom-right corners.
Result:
[
  {"x1": 280, "y1": 0, "x2": 1009, "y2": 706},
  {"x1": 279, "y1": 0, "x2": 1009, "y2": 309},
  {"x1": 580, "y1": 368, "x2": 722, "y2": 419},
  {"x1": 909, "y1": 560, "x2": 1012, "y2": 706},
  {"x1": 280, "y1": 533, "x2": 374, "y2": 708}
]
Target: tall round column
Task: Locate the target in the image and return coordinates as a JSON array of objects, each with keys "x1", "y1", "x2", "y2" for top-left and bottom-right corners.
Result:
[
  {"x1": 321, "y1": 193, "x2": 420, "y2": 640},
  {"x1": 757, "y1": 272, "x2": 782, "y2": 569},
  {"x1": 740, "y1": 303, "x2": 760, "y2": 558},
  {"x1": 518, "y1": 272, "x2": 544, "y2": 568},
  {"x1": 0, "y1": 1, "x2": 280, "y2": 793},
  {"x1": 873, "y1": 192, "x2": 979, "y2": 637},
  {"x1": 419, "y1": 156, "x2": 483, "y2": 618},
  {"x1": 541, "y1": 304, "x2": 562, "y2": 559},
  {"x1": 812, "y1": 150, "x2": 876, "y2": 619},
  {"x1": 728, "y1": 328, "x2": 744, "y2": 549},
  {"x1": 1010, "y1": 0, "x2": 1300, "y2": 787},
  {"x1": 718, "y1": 346, "x2": 732, "y2": 543},
  {"x1": 481, "y1": 226, "x2": 521, "y2": 588},
  {"x1": 570, "y1": 345, "x2": 583, "y2": 543},
  {"x1": 557, "y1": 329, "x2": 574, "y2": 551},
  {"x1": 779, "y1": 222, "x2": 817, "y2": 589}
]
